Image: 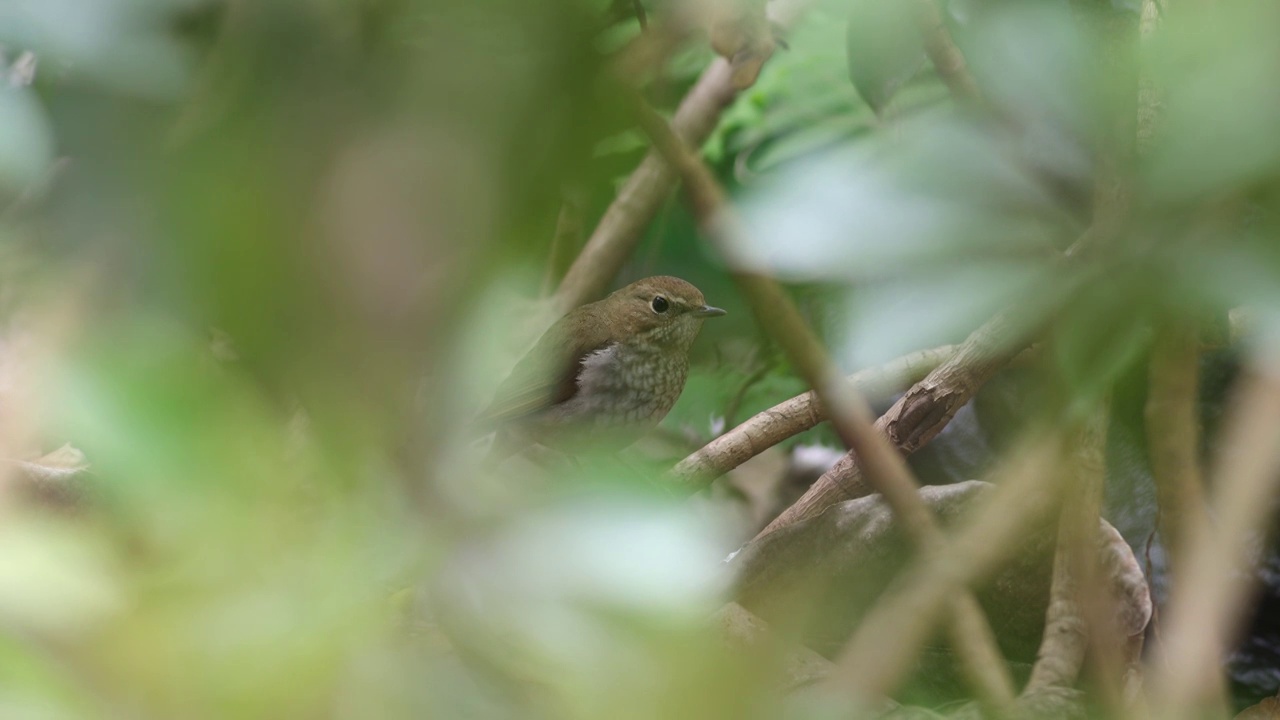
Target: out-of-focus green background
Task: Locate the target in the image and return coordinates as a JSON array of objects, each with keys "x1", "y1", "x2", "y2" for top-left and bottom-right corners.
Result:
[{"x1": 2, "y1": 0, "x2": 1280, "y2": 717}]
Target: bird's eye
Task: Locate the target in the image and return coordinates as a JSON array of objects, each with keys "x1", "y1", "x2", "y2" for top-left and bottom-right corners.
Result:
[{"x1": 651, "y1": 296, "x2": 669, "y2": 313}]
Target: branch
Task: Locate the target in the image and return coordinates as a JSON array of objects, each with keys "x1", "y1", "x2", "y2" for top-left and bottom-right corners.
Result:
[
  {"x1": 1106, "y1": 520, "x2": 1155, "y2": 703},
  {"x1": 1147, "y1": 363, "x2": 1280, "y2": 720},
  {"x1": 631, "y1": 97, "x2": 1016, "y2": 716},
  {"x1": 820, "y1": 432, "x2": 1066, "y2": 709},
  {"x1": 910, "y1": 0, "x2": 982, "y2": 104},
  {"x1": 758, "y1": 306, "x2": 1034, "y2": 537},
  {"x1": 1144, "y1": 321, "x2": 1207, "y2": 571},
  {"x1": 550, "y1": 0, "x2": 813, "y2": 315},
  {"x1": 753, "y1": 0, "x2": 1140, "y2": 558},
  {"x1": 668, "y1": 344, "x2": 959, "y2": 487},
  {"x1": 1022, "y1": 518, "x2": 1151, "y2": 718},
  {"x1": 1024, "y1": 525, "x2": 1090, "y2": 694},
  {"x1": 1028, "y1": 400, "x2": 1131, "y2": 715}
]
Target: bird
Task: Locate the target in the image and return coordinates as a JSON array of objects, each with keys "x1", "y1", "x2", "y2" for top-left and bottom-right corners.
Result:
[{"x1": 476, "y1": 276, "x2": 726, "y2": 460}]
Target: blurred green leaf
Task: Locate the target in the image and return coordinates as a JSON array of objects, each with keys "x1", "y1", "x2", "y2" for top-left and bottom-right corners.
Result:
[
  {"x1": 1051, "y1": 274, "x2": 1153, "y2": 410},
  {"x1": 844, "y1": 0, "x2": 926, "y2": 115},
  {"x1": 747, "y1": 114, "x2": 864, "y2": 173},
  {"x1": 735, "y1": 116, "x2": 1059, "y2": 282},
  {"x1": 0, "y1": 0, "x2": 1278, "y2": 715},
  {"x1": 0, "y1": 86, "x2": 53, "y2": 194},
  {"x1": 0, "y1": 633, "x2": 95, "y2": 720},
  {"x1": 0, "y1": 517, "x2": 121, "y2": 638},
  {"x1": 434, "y1": 497, "x2": 762, "y2": 720},
  {"x1": 0, "y1": 0, "x2": 189, "y2": 97},
  {"x1": 837, "y1": 260, "x2": 1063, "y2": 367},
  {"x1": 709, "y1": 1, "x2": 869, "y2": 169},
  {"x1": 958, "y1": 1, "x2": 1095, "y2": 185},
  {"x1": 1142, "y1": 0, "x2": 1280, "y2": 202},
  {"x1": 594, "y1": 128, "x2": 648, "y2": 157}
]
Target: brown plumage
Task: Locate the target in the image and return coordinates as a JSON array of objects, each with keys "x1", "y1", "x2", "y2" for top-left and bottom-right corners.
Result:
[{"x1": 478, "y1": 276, "x2": 725, "y2": 457}]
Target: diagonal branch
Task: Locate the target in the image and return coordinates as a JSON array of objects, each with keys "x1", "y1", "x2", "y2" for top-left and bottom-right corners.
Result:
[
  {"x1": 758, "y1": 305, "x2": 1036, "y2": 538},
  {"x1": 668, "y1": 344, "x2": 959, "y2": 487},
  {"x1": 550, "y1": 0, "x2": 813, "y2": 315},
  {"x1": 631, "y1": 96, "x2": 1017, "y2": 716},
  {"x1": 910, "y1": 0, "x2": 982, "y2": 104}
]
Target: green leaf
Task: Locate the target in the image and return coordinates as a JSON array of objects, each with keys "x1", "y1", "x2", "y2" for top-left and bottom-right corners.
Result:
[
  {"x1": 593, "y1": 129, "x2": 648, "y2": 158},
  {"x1": 1051, "y1": 279, "x2": 1153, "y2": 409},
  {"x1": 1141, "y1": 0, "x2": 1280, "y2": 203},
  {"x1": 844, "y1": 0, "x2": 927, "y2": 115},
  {"x1": 749, "y1": 114, "x2": 864, "y2": 172},
  {"x1": 0, "y1": 86, "x2": 53, "y2": 193},
  {"x1": 735, "y1": 115, "x2": 1059, "y2": 283},
  {"x1": 0, "y1": 0, "x2": 189, "y2": 98}
]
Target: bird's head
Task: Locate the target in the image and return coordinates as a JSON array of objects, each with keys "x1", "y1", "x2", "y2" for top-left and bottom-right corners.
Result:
[{"x1": 599, "y1": 276, "x2": 726, "y2": 352}]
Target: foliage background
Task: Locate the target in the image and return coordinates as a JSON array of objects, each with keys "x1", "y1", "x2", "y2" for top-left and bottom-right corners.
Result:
[{"x1": 1, "y1": 0, "x2": 1280, "y2": 717}]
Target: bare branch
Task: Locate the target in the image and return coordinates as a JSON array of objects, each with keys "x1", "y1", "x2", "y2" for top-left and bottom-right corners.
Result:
[{"x1": 669, "y1": 344, "x2": 959, "y2": 487}]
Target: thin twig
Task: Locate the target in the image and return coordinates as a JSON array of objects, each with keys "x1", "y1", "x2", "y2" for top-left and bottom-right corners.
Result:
[
  {"x1": 669, "y1": 344, "x2": 958, "y2": 486},
  {"x1": 720, "y1": 351, "x2": 772, "y2": 430},
  {"x1": 632, "y1": 97, "x2": 1016, "y2": 717},
  {"x1": 541, "y1": 188, "x2": 586, "y2": 297}
]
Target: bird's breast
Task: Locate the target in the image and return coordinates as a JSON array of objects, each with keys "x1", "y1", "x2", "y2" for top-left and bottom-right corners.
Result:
[{"x1": 561, "y1": 342, "x2": 689, "y2": 426}]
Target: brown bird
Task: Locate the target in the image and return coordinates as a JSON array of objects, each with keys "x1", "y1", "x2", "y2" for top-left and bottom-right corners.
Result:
[{"x1": 477, "y1": 276, "x2": 726, "y2": 459}]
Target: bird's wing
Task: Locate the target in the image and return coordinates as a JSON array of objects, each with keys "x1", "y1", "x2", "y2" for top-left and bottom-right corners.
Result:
[{"x1": 474, "y1": 308, "x2": 614, "y2": 427}]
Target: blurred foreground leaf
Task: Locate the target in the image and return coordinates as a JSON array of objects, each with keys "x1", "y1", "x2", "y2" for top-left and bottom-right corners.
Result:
[{"x1": 844, "y1": 0, "x2": 925, "y2": 115}]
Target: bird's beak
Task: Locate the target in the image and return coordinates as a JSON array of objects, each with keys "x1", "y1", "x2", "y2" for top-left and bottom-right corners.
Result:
[{"x1": 693, "y1": 305, "x2": 727, "y2": 318}]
